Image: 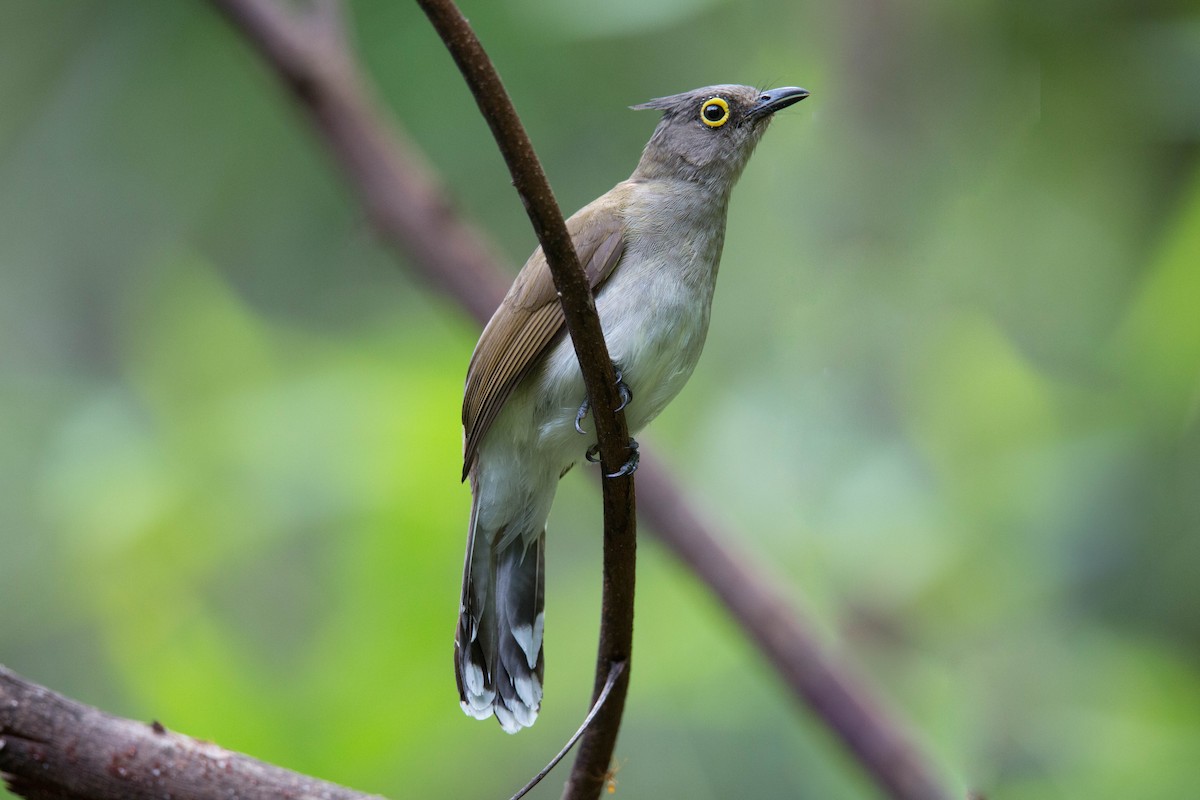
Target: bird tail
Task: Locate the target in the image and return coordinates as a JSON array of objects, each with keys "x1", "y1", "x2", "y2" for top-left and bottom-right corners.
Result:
[{"x1": 455, "y1": 492, "x2": 545, "y2": 733}]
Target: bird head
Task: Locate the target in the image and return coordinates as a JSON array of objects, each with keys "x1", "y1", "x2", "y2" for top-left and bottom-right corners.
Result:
[{"x1": 631, "y1": 84, "x2": 809, "y2": 185}]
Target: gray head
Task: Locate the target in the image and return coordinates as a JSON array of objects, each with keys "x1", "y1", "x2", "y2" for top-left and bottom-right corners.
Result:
[{"x1": 631, "y1": 84, "x2": 809, "y2": 185}]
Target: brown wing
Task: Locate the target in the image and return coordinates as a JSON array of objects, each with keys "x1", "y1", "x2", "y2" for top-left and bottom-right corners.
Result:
[{"x1": 462, "y1": 200, "x2": 626, "y2": 479}]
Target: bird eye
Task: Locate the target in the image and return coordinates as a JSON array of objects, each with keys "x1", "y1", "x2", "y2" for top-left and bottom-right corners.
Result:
[{"x1": 699, "y1": 97, "x2": 730, "y2": 128}]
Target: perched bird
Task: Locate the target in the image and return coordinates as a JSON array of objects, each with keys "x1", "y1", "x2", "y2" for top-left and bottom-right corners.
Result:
[{"x1": 455, "y1": 84, "x2": 810, "y2": 732}]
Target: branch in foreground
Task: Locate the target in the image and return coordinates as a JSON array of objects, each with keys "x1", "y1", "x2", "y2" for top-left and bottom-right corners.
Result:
[
  {"x1": 0, "y1": 665, "x2": 384, "y2": 800},
  {"x1": 412, "y1": 3, "x2": 636, "y2": 799},
  {"x1": 210, "y1": 1, "x2": 954, "y2": 799}
]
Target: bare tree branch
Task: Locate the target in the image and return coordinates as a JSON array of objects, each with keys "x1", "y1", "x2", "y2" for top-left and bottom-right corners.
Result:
[
  {"x1": 411, "y1": 4, "x2": 637, "y2": 797},
  {"x1": 2, "y1": 1, "x2": 961, "y2": 799},
  {"x1": 0, "y1": 665, "x2": 385, "y2": 800}
]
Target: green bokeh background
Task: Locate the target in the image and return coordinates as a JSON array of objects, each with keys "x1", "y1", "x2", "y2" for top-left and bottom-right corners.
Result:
[{"x1": 3, "y1": 1, "x2": 1199, "y2": 797}]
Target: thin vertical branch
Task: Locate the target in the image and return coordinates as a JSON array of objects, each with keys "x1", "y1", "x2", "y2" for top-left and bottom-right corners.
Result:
[{"x1": 412, "y1": 3, "x2": 636, "y2": 799}]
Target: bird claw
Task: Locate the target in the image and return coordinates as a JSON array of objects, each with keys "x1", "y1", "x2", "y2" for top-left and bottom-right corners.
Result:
[
  {"x1": 614, "y1": 372, "x2": 632, "y2": 414},
  {"x1": 574, "y1": 400, "x2": 590, "y2": 435},
  {"x1": 586, "y1": 439, "x2": 640, "y2": 478},
  {"x1": 574, "y1": 369, "x2": 632, "y2": 435},
  {"x1": 607, "y1": 439, "x2": 640, "y2": 478}
]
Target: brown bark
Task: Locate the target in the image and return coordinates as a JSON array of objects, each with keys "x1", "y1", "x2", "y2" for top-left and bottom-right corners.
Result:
[{"x1": 0, "y1": 666, "x2": 385, "y2": 800}]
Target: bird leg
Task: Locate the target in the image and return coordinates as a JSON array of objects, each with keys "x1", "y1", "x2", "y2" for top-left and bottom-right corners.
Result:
[
  {"x1": 574, "y1": 368, "x2": 632, "y2": 435},
  {"x1": 585, "y1": 438, "x2": 640, "y2": 478}
]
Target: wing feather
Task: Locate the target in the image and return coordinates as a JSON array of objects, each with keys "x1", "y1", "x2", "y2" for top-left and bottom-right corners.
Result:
[{"x1": 462, "y1": 200, "x2": 627, "y2": 478}]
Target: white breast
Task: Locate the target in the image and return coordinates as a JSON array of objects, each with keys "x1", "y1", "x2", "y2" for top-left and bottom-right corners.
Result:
[{"x1": 532, "y1": 177, "x2": 730, "y2": 461}]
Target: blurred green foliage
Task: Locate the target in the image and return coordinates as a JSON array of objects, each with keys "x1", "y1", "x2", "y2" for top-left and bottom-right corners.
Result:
[{"x1": 2, "y1": 1, "x2": 1199, "y2": 798}]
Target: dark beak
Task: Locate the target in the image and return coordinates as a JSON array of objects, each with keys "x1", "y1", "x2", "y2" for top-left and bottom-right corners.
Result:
[{"x1": 747, "y1": 86, "x2": 811, "y2": 120}]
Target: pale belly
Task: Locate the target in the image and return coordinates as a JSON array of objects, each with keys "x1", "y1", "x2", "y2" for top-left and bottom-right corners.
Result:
[{"x1": 528, "y1": 261, "x2": 715, "y2": 467}]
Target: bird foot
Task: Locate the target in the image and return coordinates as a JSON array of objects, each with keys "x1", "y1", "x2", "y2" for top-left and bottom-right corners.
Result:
[
  {"x1": 585, "y1": 438, "x2": 640, "y2": 478},
  {"x1": 574, "y1": 369, "x2": 632, "y2": 435}
]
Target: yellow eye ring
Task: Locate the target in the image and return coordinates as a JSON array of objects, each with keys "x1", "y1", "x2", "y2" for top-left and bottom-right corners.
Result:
[{"x1": 699, "y1": 97, "x2": 730, "y2": 127}]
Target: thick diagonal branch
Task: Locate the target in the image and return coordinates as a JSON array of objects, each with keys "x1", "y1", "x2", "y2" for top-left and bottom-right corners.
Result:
[{"x1": 0, "y1": 665, "x2": 385, "y2": 800}]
